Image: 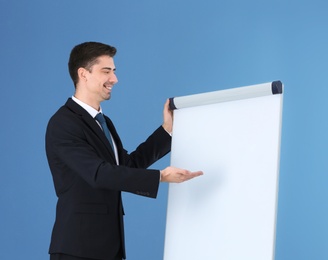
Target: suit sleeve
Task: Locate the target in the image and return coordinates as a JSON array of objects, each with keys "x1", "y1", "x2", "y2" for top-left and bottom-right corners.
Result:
[{"x1": 118, "y1": 126, "x2": 171, "y2": 169}]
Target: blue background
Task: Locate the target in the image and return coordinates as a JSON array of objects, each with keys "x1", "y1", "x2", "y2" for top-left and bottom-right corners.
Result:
[{"x1": 1, "y1": 0, "x2": 327, "y2": 259}]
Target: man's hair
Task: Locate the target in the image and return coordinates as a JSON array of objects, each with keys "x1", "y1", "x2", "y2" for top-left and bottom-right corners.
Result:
[{"x1": 68, "y1": 42, "x2": 117, "y2": 87}]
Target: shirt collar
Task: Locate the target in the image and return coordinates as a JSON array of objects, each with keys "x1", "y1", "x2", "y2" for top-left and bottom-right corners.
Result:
[{"x1": 72, "y1": 96, "x2": 102, "y2": 118}]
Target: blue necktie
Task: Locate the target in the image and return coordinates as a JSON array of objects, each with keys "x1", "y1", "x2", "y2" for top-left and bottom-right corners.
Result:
[{"x1": 95, "y1": 113, "x2": 114, "y2": 151}]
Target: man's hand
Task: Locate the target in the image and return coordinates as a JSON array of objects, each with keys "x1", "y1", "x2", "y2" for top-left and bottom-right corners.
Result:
[
  {"x1": 162, "y1": 99, "x2": 173, "y2": 135},
  {"x1": 160, "y1": 166, "x2": 203, "y2": 183}
]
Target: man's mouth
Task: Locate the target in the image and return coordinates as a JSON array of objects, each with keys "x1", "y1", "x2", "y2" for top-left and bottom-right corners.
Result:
[{"x1": 104, "y1": 85, "x2": 112, "y2": 91}]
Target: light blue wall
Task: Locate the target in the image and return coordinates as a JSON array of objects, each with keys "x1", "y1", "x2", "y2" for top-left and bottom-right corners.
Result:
[{"x1": 1, "y1": 0, "x2": 327, "y2": 259}]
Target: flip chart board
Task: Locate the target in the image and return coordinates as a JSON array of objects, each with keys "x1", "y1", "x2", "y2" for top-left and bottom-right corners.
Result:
[{"x1": 164, "y1": 81, "x2": 283, "y2": 260}]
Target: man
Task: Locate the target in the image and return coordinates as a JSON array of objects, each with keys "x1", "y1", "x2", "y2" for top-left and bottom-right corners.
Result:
[{"x1": 45, "y1": 42, "x2": 203, "y2": 260}]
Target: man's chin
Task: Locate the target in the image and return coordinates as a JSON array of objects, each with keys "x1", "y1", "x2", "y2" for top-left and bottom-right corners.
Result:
[{"x1": 104, "y1": 94, "x2": 111, "y2": 100}]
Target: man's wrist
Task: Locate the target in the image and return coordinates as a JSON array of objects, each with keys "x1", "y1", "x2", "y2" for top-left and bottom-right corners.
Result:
[{"x1": 162, "y1": 124, "x2": 172, "y2": 136}]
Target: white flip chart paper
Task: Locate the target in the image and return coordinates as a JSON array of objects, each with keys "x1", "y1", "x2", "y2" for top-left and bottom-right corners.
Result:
[{"x1": 164, "y1": 81, "x2": 283, "y2": 260}]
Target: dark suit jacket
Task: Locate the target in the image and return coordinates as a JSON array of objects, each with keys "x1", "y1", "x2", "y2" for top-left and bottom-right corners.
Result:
[{"x1": 45, "y1": 98, "x2": 171, "y2": 259}]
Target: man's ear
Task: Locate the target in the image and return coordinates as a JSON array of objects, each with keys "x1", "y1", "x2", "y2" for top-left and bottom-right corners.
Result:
[{"x1": 77, "y1": 67, "x2": 88, "y2": 82}]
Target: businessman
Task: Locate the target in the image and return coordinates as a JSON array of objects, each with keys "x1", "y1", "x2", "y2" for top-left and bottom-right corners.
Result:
[{"x1": 45, "y1": 42, "x2": 203, "y2": 260}]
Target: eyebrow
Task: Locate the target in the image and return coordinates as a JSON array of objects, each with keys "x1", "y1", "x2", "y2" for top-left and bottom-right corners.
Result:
[{"x1": 102, "y1": 67, "x2": 116, "y2": 71}]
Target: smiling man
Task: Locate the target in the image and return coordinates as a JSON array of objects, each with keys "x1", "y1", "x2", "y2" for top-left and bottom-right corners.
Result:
[{"x1": 45, "y1": 42, "x2": 203, "y2": 260}]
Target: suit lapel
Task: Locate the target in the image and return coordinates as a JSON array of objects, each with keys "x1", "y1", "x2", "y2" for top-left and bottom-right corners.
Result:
[{"x1": 65, "y1": 98, "x2": 117, "y2": 161}]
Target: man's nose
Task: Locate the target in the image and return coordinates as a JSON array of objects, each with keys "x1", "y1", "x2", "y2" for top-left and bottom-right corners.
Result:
[{"x1": 110, "y1": 73, "x2": 118, "y2": 84}]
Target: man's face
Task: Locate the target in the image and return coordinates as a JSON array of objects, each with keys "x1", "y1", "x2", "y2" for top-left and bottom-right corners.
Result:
[{"x1": 84, "y1": 55, "x2": 118, "y2": 103}]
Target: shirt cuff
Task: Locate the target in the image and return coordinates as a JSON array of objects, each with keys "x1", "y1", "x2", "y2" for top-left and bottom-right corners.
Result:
[{"x1": 162, "y1": 126, "x2": 172, "y2": 136}]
